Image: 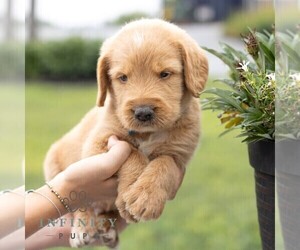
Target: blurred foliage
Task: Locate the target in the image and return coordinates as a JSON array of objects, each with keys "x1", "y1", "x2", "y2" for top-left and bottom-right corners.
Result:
[
  {"x1": 111, "y1": 12, "x2": 150, "y2": 25},
  {"x1": 0, "y1": 42, "x2": 24, "y2": 80},
  {"x1": 276, "y1": 29, "x2": 300, "y2": 140},
  {"x1": 277, "y1": 29, "x2": 300, "y2": 73},
  {"x1": 25, "y1": 38, "x2": 102, "y2": 81},
  {"x1": 224, "y1": 7, "x2": 274, "y2": 37}
]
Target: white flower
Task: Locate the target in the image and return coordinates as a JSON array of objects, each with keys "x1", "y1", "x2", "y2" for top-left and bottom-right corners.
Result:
[
  {"x1": 236, "y1": 60, "x2": 250, "y2": 72},
  {"x1": 266, "y1": 73, "x2": 275, "y2": 87},
  {"x1": 288, "y1": 73, "x2": 300, "y2": 87},
  {"x1": 290, "y1": 73, "x2": 300, "y2": 82},
  {"x1": 267, "y1": 73, "x2": 275, "y2": 81}
]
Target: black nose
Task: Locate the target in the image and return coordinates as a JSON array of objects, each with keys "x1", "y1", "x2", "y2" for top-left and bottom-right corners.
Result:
[{"x1": 134, "y1": 106, "x2": 154, "y2": 122}]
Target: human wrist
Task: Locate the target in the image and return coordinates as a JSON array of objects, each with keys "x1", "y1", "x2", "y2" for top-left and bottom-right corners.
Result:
[{"x1": 47, "y1": 171, "x2": 87, "y2": 210}]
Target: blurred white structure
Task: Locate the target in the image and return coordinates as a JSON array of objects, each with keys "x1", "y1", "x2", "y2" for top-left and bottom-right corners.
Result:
[{"x1": 0, "y1": 0, "x2": 25, "y2": 41}]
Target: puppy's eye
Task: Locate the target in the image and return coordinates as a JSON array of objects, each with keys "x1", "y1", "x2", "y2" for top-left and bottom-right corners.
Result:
[
  {"x1": 118, "y1": 75, "x2": 128, "y2": 83},
  {"x1": 160, "y1": 71, "x2": 171, "y2": 79}
]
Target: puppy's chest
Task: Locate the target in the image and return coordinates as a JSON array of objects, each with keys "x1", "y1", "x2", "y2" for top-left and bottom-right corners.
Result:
[{"x1": 135, "y1": 132, "x2": 168, "y2": 157}]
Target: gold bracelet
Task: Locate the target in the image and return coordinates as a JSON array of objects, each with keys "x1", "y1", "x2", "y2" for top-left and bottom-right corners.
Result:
[
  {"x1": 45, "y1": 182, "x2": 72, "y2": 213},
  {"x1": 26, "y1": 189, "x2": 62, "y2": 218}
]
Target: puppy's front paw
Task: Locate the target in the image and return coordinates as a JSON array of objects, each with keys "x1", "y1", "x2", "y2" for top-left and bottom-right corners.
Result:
[
  {"x1": 69, "y1": 227, "x2": 95, "y2": 248},
  {"x1": 121, "y1": 183, "x2": 167, "y2": 222},
  {"x1": 115, "y1": 195, "x2": 137, "y2": 224}
]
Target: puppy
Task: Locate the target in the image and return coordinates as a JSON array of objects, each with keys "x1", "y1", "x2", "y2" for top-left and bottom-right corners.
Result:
[{"x1": 44, "y1": 19, "x2": 208, "y2": 248}]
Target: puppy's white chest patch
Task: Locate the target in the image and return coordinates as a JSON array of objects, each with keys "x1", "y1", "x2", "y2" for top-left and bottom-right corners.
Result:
[
  {"x1": 133, "y1": 32, "x2": 144, "y2": 47},
  {"x1": 137, "y1": 132, "x2": 168, "y2": 157}
]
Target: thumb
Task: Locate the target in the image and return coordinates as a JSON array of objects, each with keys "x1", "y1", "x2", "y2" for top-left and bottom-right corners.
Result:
[
  {"x1": 64, "y1": 139, "x2": 131, "y2": 181},
  {"x1": 95, "y1": 138, "x2": 132, "y2": 179}
]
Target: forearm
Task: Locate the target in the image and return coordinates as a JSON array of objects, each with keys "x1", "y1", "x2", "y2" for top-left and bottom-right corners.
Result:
[
  {"x1": 0, "y1": 227, "x2": 24, "y2": 249},
  {"x1": 25, "y1": 173, "x2": 78, "y2": 238},
  {"x1": 0, "y1": 186, "x2": 24, "y2": 238},
  {"x1": 25, "y1": 186, "x2": 65, "y2": 238},
  {"x1": 26, "y1": 221, "x2": 71, "y2": 249}
]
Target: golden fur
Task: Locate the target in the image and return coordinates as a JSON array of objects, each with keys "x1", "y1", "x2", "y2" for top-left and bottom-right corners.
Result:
[{"x1": 44, "y1": 19, "x2": 208, "y2": 247}]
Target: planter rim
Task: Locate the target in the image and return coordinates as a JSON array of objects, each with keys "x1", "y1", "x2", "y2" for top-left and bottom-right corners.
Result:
[{"x1": 248, "y1": 140, "x2": 275, "y2": 176}]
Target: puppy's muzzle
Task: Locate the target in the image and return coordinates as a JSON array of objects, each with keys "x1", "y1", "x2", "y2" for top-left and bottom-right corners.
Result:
[{"x1": 134, "y1": 106, "x2": 154, "y2": 122}]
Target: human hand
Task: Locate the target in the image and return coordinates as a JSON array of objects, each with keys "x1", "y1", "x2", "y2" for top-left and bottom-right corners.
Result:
[{"x1": 49, "y1": 136, "x2": 131, "y2": 208}]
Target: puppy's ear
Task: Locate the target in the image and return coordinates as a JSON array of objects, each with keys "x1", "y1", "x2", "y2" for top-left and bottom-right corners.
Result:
[
  {"x1": 96, "y1": 56, "x2": 110, "y2": 107},
  {"x1": 179, "y1": 39, "x2": 209, "y2": 97}
]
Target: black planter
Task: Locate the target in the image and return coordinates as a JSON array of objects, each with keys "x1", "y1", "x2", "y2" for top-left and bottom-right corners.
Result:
[
  {"x1": 248, "y1": 140, "x2": 275, "y2": 250},
  {"x1": 276, "y1": 140, "x2": 300, "y2": 250}
]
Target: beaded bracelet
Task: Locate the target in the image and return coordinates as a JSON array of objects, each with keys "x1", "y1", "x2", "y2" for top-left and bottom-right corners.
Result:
[
  {"x1": 26, "y1": 189, "x2": 62, "y2": 218},
  {"x1": 45, "y1": 182, "x2": 72, "y2": 213}
]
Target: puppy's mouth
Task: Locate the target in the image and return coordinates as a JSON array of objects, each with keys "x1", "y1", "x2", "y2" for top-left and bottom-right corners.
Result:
[
  {"x1": 125, "y1": 117, "x2": 159, "y2": 134},
  {"x1": 127, "y1": 121, "x2": 158, "y2": 132}
]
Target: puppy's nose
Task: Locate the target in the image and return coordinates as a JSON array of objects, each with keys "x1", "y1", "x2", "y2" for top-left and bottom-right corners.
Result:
[{"x1": 134, "y1": 106, "x2": 154, "y2": 122}]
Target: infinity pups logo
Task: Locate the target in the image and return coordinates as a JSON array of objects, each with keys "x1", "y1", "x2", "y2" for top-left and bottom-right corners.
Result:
[
  {"x1": 41, "y1": 217, "x2": 118, "y2": 240},
  {"x1": 58, "y1": 190, "x2": 93, "y2": 213},
  {"x1": 38, "y1": 190, "x2": 118, "y2": 240}
]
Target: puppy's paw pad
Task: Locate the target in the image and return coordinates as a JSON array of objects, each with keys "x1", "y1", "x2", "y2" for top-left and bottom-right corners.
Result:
[
  {"x1": 123, "y1": 186, "x2": 167, "y2": 221},
  {"x1": 116, "y1": 196, "x2": 137, "y2": 223},
  {"x1": 102, "y1": 228, "x2": 119, "y2": 248},
  {"x1": 69, "y1": 233, "x2": 92, "y2": 248},
  {"x1": 69, "y1": 228, "x2": 96, "y2": 248}
]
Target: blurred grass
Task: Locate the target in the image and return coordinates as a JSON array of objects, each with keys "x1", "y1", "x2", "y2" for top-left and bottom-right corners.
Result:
[
  {"x1": 26, "y1": 82, "x2": 260, "y2": 250},
  {"x1": 0, "y1": 84, "x2": 24, "y2": 189}
]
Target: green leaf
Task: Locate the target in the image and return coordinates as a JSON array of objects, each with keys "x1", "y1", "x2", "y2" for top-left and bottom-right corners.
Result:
[
  {"x1": 218, "y1": 127, "x2": 237, "y2": 137},
  {"x1": 202, "y1": 88, "x2": 244, "y2": 112},
  {"x1": 202, "y1": 47, "x2": 240, "y2": 80},
  {"x1": 281, "y1": 43, "x2": 300, "y2": 68},
  {"x1": 222, "y1": 43, "x2": 248, "y2": 61},
  {"x1": 214, "y1": 78, "x2": 236, "y2": 88},
  {"x1": 258, "y1": 41, "x2": 275, "y2": 70}
]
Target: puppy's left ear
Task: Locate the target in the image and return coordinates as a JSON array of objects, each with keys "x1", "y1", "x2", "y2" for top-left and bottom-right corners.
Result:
[
  {"x1": 96, "y1": 56, "x2": 110, "y2": 107},
  {"x1": 179, "y1": 39, "x2": 209, "y2": 97}
]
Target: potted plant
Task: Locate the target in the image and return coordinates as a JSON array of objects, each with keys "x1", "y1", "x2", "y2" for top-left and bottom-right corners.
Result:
[{"x1": 202, "y1": 29, "x2": 275, "y2": 250}]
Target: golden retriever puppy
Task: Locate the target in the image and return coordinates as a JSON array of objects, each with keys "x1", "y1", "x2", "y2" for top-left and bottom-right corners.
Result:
[{"x1": 44, "y1": 19, "x2": 208, "y2": 248}]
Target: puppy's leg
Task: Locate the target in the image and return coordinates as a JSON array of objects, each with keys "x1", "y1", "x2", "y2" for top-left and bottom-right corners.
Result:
[
  {"x1": 43, "y1": 142, "x2": 64, "y2": 181},
  {"x1": 81, "y1": 132, "x2": 111, "y2": 158},
  {"x1": 115, "y1": 149, "x2": 149, "y2": 223},
  {"x1": 69, "y1": 209, "x2": 96, "y2": 248},
  {"x1": 81, "y1": 133, "x2": 149, "y2": 223},
  {"x1": 121, "y1": 155, "x2": 184, "y2": 222},
  {"x1": 94, "y1": 211, "x2": 120, "y2": 249},
  {"x1": 69, "y1": 209, "x2": 119, "y2": 248}
]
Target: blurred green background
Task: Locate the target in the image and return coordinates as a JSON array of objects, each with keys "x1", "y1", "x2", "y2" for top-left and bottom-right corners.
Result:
[
  {"x1": 26, "y1": 81, "x2": 260, "y2": 249},
  {"x1": 0, "y1": 84, "x2": 24, "y2": 190}
]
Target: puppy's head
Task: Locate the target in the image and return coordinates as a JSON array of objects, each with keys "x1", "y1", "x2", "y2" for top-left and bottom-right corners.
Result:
[{"x1": 96, "y1": 19, "x2": 208, "y2": 132}]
